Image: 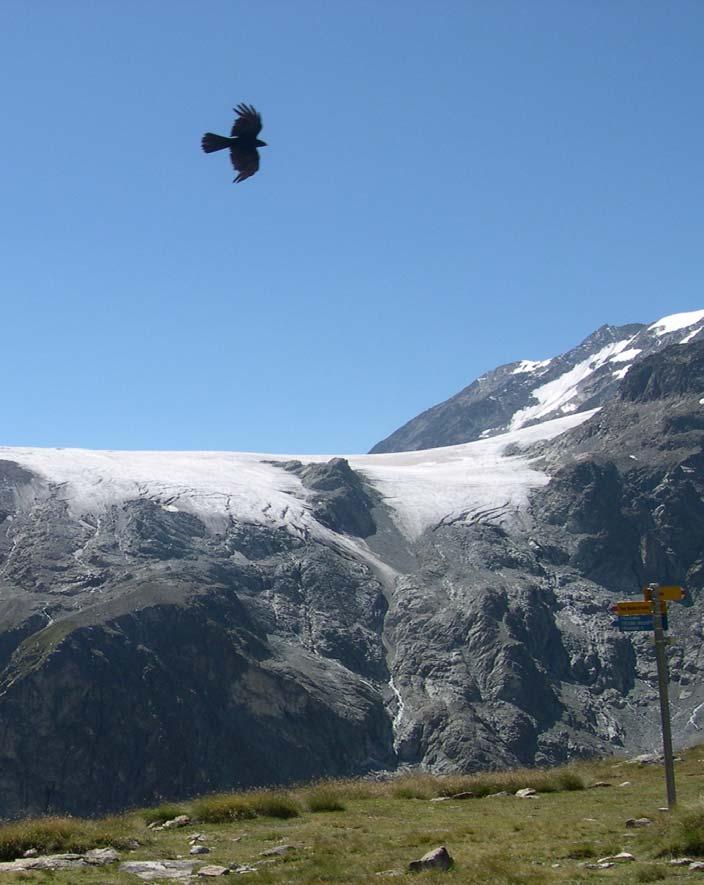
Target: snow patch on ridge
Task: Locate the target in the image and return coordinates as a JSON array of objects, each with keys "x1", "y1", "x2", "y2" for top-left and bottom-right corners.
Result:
[
  {"x1": 649, "y1": 309, "x2": 704, "y2": 337},
  {"x1": 511, "y1": 358, "x2": 552, "y2": 375},
  {"x1": 610, "y1": 348, "x2": 641, "y2": 363},
  {"x1": 681, "y1": 327, "x2": 702, "y2": 345},
  {"x1": 508, "y1": 340, "x2": 631, "y2": 431}
]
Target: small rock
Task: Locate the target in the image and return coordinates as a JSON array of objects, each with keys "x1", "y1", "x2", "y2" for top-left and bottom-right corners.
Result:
[
  {"x1": 451, "y1": 792, "x2": 476, "y2": 800},
  {"x1": 22, "y1": 849, "x2": 38, "y2": 858},
  {"x1": 629, "y1": 753, "x2": 659, "y2": 765},
  {"x1": 690, "y1": 862, "x2": 704, "y2": 872},
  {"x1": 619, "y1": 781, "x2": 632, "y2": 787},
  {"x1": 515, "y1": 788, "x2": 537, "y2": 798},
  {"x1": 119, "y1": 860, "x2": 196, "y2": 881},
  {"x1": 376, "y1": 870, "x2": 405, "y2": 878},
  {"x1": 430, "y1": 796, "x2": 453, "y2": 803},
  {"x1": 597, "y1": 852, "x2": 635, "y2": 864},
  {"x1": 408, "y1": 846, "x2": 453, "y2": 873},
  {"x1": 198, "y1": 865, "x2": 230, "y2": 877},
  {"x1": 259, "y1": 844, "x2": 296, "y2": 857},
  {"x1": 583, "y1": 862, "x2": 615, "y2": 870},
  {"x1": 163, "y1": 815, "x2": 191, "y2": 829},
  {"x1": 626, "y1": 817, "x2": 652, "y2": 828},
  {"x1": 230, "y1": 864, "x2": 258, "y2": 874},
  {"x1": 85, "y1": 847, "x2": 120, "y2": 865},
  {"x1": 190, "y1": 845, "x2": 211, "y2": 855},
  {"x1": 189, "y1": 833, "x2": 206, "y2": 842},
  {"x1": 485, "y1": 791, "x2": 510, "y2": 798},
  {"x1": 670, "y1": 858, "x2": 695, "y2": 866},
  {"x1": 589, "y1": 781, "x2": 612, "y2": 788},
  {"x1": 126, "y1": 840, "x2": 141, "y2": 850}
]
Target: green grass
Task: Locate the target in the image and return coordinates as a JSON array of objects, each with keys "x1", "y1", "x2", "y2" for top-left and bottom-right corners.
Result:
[
  {"x1": 635, "y1": 865, "x2": 667, "y2": 882},
  {"x1": 0, "y1": 815, "x2": 142, "y2": 862},
  {"x1": 672, "y1": 807, "x2": 704, "y2": 856},
  {"x1": 648, "y1": 805, "x2": 704, "y2": 858},
  {"x1": 389, "y1": 766, "x2": 585, "y2": 801},
  {"x1": 304, "y1": 784, "x2": 346, "y2": 813},
  {"x1": 247, "y1": 789, "x2": 300, "y2": 819},
  {"x1": 0, "y1": 621, "x2": 76, "y2": 686},
  {"x1": 141, "y1": 802, "x2": 187, "y2": 825},
  {"x1": 563, "y1": 841, "x2": 596, "y2": 859},
  {"x1": 554, "y1": 769, "x2": 586, "y2": 792},
  {"x1": 190, "y1": 793, "x2": 258, "y2": 823},
  {"x1": 190, "y1": 788, "x2": 299, "y2": 823},
  {"x1": 2, "y1": 746, "x2": 704, "y2": 882}
]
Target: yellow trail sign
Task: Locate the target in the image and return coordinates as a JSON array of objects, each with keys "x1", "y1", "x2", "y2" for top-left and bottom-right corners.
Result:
[
  {"x1": 655, "y1": 585, "x2": 684, "y2": 601},
  {"x1": 613, "y1": 600, "x2": 654, "y2": 616}
]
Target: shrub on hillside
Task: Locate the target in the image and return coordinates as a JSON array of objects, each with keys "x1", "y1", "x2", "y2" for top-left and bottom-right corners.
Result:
[
  {"x1": 389, "y1": 765, "x2": 585, "y2": 801},
  {"x1": 191, "y1": 794, "x2": 257, "y2": 824},
  {"x1": 555, "y1": 770, "x2": 585, "y2": 791},
  {"x1": 565, "y1": 842, "x2": 596, "y2": 859},
  {"x1": 658, "y1": 808, "x2": 704, "y2": 856},
  {"x1": 305, "y1": 785, "x2": 346, "y2": 812},
  {"x1": 248, "y1": 791, "x2": 300, "y2": 819},
  {"x1": 390, "y1": 776, "x2": 435, "y2": 800},
  {"x1": 142, "y1": 803, "x2": 186, "y2": 825}
]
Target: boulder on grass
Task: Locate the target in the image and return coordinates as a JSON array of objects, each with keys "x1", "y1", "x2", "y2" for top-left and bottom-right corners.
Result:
[
  {"x1": 198, "y1": 866, "x2": 230, "y2": 877},
  {"x1": 408, "y1": 846, "x2": 453, "y2": 873}
]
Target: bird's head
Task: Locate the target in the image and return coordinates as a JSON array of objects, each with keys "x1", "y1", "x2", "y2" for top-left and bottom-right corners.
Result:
[{"x1": 255, "y1": 139, "x2": 268, "y2": 147}]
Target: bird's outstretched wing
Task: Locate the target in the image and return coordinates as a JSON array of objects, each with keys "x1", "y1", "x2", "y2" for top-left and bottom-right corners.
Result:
[
  {"x1": 230, "y1": 144, "x2": 260, "y2": 183},
  {"x1": 231, "y1": 103, "x2": 262, "y2": 138}
]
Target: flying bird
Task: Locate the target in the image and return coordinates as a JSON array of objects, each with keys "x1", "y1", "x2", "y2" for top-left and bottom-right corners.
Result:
[{"x1": 201, "y1": 103, "x2": 267, "y2": 184}]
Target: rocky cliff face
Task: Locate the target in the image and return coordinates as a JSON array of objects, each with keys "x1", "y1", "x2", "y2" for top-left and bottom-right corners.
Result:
[{"x1": 0, "y1": 317, "x2": 703, "y2": 818}]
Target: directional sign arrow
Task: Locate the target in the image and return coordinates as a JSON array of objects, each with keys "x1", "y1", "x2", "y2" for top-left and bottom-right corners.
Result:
[
  {"x1": 612, "y1": 601, "x2": 653, "y2": 615},
  {"x1": 617, "y1": 614, "x2": 669, "y2": 632}
]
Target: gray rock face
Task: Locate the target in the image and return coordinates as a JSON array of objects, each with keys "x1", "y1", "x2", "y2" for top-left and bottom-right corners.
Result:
[
  {"x1": 278, "y1": 457, "x2": 377, "y2": 538},
  {"x1": 0, "y1": 327, "x2": 702, "y2": 818}
]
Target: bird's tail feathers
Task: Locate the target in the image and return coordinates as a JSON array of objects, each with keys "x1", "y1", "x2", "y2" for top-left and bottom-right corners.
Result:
[{"x1": 201, "y1": 133, "x2": 233, "y2": 153}]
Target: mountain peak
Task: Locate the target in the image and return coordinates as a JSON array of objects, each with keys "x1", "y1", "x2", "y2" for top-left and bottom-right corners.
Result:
[{"x1": 369, "y1": 311, "x2": 704, "y2": 453}]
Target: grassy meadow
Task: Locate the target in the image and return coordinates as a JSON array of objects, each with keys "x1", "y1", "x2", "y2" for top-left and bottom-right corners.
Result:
[{"x1": 2, "y1": 745, "x2": 704, "y2": 882}]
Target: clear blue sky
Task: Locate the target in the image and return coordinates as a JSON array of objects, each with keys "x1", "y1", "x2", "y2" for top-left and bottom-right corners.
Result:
[{"x1": 2, "y1": 1, "x2": 702, "y2": 454}]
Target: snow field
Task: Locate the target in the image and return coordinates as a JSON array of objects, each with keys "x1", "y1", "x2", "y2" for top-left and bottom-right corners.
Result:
[{"x1": 0, "y1": 411, "x2": 596, "y2": 545}]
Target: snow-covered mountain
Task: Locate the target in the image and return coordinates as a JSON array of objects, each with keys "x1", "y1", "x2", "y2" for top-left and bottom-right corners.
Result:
[
  {"x1": 0, "y1": 319, "x2": 703, "y2": 818},
  {"x1": 370, "y1": 309, "x2": 704, "y2": 453}
]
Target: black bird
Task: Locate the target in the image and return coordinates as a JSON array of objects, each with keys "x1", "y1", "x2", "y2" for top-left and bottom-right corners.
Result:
[{"x1": 201, "y1": 103, "x2": 267, "y2": 183}]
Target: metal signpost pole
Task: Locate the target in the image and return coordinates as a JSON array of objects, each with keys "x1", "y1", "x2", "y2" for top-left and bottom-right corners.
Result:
[{"x1": 650, "y1": 583, "x2": 677, "y2": 809}]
